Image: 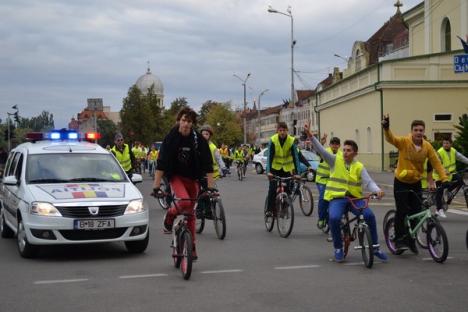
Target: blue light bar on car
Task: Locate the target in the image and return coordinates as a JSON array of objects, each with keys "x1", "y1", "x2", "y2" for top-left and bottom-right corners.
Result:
[{"x1": 46, "y1": 129, "x2": 79, "y2": 141}]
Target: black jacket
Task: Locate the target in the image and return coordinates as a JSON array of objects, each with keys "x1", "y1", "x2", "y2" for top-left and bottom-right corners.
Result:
[{"x1": 156, "y1": 126, "x2": 213, "y2": 180}]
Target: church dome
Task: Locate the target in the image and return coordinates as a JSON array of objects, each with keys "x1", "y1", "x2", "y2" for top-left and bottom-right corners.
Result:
[{"x1": 135, "y1": 67, "x2": 164, "y2": 96}]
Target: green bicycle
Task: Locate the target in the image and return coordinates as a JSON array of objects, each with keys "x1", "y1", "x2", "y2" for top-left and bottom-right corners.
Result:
[{"x1": 384, "y1": 190, "x2": 449, "y2": 263}]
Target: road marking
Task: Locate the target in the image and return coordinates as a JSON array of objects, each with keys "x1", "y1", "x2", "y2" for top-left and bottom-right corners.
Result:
[
  {"x1": 200, "y1": 269, "x2": 243, "y2": 274},
  {"x1": 274, "y1": 265, "x2": 321, "y2": 270},
  {"x1": 119, "y1": 273, "x2": 168, "y2": 279},
  {"x1": 343, "y1": 261, "x2": 385, "y2": 266},
  {"x1": 34, "y1": 278, "x2": 89, "y2": 285},
  {"x1": 447, "y1": 209, "x2": 468, "y2": 216},
  {"x1": 421, "y1": 257, "x2": 454, "y2": 261}
]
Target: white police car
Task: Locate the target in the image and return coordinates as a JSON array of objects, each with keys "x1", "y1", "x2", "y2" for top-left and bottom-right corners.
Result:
[{"x1": 0, "y1": 130, "x2": 149, "y2": 258}]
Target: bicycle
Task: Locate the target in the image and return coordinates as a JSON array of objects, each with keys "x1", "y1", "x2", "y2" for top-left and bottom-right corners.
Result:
[
  {"x1": 264, "y1": 175, "x2": 295, "y2": 238},
  {"x1": 383, "y1": 189, "x2": 437, "y2": 250},
  {"x1": 152, "y1": 191, "x2": 205, "y2": 280},
  {"x1": 339, "y1": 195, "x2": 377, "y2": 268},
  {"x1": 157, "y1": 176, "x2": 171, "y2": 210},
  {"x1": 384, "y1": 190, "x2": 449, "y2": 263},
  {"x1": 195, "y1": 189, "x2": 227, "y2": 240},
  {"x1": 235, "y1": 160, "x2": 245, "y2": 181},
  {"x1": 290, "y1": 172, "x2": 314, "y2": 216},
  {"x1": 440, "y1": 169, "x2": 468, "y2": 211}
]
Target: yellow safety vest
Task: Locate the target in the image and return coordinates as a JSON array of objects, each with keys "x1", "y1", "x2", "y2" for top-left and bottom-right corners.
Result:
[
  {"x1": 209, "y1": 142, "x2": 220, "y2": 179},
  {"x1": 421, "y1": 159, "x2": 428, "y2": 189},
  {"x1": 271, "y1": 134, "x2": 295, "y2": 173},
  {"x1": 324, "y1": 154, "x2": 363, "y2": 201},
  {"x1": 234, "y1": 150, "x2": 244, "y2": 161},
  {"x1": 316, "y1": 148, "x2": 343, "y2": 185},
  {"x1": 149, "y1": 150, "x2": 158, "y2": 161},
  {"x1": 220, "y1": 147, "x2": 229, "y2": 157},
  {"x1": 433, "y1": 147, "x2": 456, "y2": 182},
  {"x1": 112, "y1": 144, "x2": 132, "y2": 172}
]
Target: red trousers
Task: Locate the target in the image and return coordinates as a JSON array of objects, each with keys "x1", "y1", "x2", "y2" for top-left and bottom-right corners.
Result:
[{"x1": 165, "y1": 175, "x2": 199, "y2": 243}]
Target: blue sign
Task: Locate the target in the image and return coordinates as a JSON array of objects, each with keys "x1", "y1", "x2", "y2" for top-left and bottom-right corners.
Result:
[{"x1": 454, "y1": 54, "x2": 468, "y2": 73}]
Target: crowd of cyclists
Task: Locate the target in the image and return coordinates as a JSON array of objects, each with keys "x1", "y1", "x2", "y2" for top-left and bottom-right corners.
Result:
[{"x1": 109, "y1": 107, "x2": 467, "y2": 265}]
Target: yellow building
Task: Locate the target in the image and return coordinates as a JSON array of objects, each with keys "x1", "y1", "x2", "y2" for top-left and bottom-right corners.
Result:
[{"x1": 316, "y1": 0, "x2": 468, "y2": 171}]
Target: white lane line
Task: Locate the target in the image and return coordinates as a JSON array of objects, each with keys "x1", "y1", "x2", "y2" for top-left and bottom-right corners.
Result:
[
  {"x1": 119, "y1": 273, "x2": 168, "y2": 279},
  {"x1": 421, "y1": 257, "x2": 454, "y2": 261},
  {"x1": 200, "y1": 269, "x2": 243, "y2": 274},
  {"x1": 34, "y1": 278, "x2": 89, "y2": 285},
  {"x1": 274, "y1": 265, "x2": 321, "y2": 270},
  {"x1": 447, "y1": 209, "x2": 468, "y2": 216}
]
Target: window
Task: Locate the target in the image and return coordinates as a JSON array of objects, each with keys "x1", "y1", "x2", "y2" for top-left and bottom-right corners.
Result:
[
  {"x1": 7, "y1": 152, "x2": 20, "y2": 177},
  {"x1": 434, "y1": 132, "x2": 452, "y2": 142},
  {"x1": 441, "y1": 18, "x2": 451, "y2": 52},
  {"x1": 15, "y1": 154, "x2": 23, "y2": 181},
  {"x1": 355, "y1": 129, "x2": 360, "y2": 145},
  {"x1": 434, "y1": 113, "x2": 452, "y2": 121}
]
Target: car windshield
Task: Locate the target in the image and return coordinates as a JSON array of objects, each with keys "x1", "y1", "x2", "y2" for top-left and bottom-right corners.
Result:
[
  {"x1": 301, "y1": 150, "x2": 320, "y2": 161},
  {"x1": 26, "y1": 153, "x2": 128, "y2": 184}
]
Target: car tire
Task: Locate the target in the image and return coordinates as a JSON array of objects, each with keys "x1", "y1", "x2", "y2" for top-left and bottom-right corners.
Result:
[
  {"x1": 17, "y1": 219, "x2": 38, "y2": 258},
  {"x1": 255, "y1": 163, "x2": 264, "y2": 174},
  {"x1": 1, "y1": 208, "x2": 14, "y2": 238},
  {"x1": 125, "y1": 230, "x2": 149, "y2": 253}
]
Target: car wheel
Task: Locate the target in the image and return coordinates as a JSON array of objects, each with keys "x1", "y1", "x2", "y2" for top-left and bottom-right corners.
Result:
[
  {"x1": 1, "y1": 208, "x2": 14, "y2": 238},
  {"x1": 17, "y1": 219, "x2": 38, "y2": 258},
  {"x1": 255, "y1": 163, "x2": 264, "y2": 174},
  {"x1": 125, "y1": 230, "x2": 149, "y2": 253}
]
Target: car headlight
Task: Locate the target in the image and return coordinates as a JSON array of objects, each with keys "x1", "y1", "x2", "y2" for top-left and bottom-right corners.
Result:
[
  {"x1": 30, "y1": 202, "x2": 62, "y2": 217},
  {"x1": 124, "y1": 199, "x2": 146, "y2": 214}
]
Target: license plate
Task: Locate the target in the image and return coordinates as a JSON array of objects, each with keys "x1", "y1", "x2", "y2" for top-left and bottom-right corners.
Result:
[{"x1": 74, "y1": 219, "x2": 115, "y2": 230}]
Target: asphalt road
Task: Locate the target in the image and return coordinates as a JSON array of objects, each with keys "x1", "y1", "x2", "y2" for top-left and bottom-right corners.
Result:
[{"x1": 1, "y1": 168, "x2": 468, "y2": 312}]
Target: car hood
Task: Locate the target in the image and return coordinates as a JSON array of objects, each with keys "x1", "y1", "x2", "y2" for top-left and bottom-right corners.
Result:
[{"x1": 29, "y1": 182, "x2": 141, "y2": 203}]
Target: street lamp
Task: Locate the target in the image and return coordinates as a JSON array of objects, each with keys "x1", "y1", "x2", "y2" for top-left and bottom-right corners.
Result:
[
  {"x1": 334, "y1": 54, "x2": 348, "y2": 63},
  {"x1": 268, "y1": 5, "x2": 295, "y2": 107},
  {"x1": 7, "y1": 105, "x2": 18, "y2": 151},
  {"x1": 256, "y1": 89, "x2": 269, "y2": 145},
  {"x1": 233, "y1": 72, "x2": 251, "y2": 144}
]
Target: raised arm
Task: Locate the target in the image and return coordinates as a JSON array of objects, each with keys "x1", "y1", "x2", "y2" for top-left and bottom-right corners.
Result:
[{"x1": 310, "y1": 135, "x2": 336, "y2": 167}]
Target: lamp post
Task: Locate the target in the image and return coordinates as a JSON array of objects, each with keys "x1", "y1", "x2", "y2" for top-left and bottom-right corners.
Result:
[
  {"x1": 233, "y1": 73, "x2": 251, "y2": 144},
  {"x1": 268, "y1": 5, "x2": 295, "y2": 107},
  {"x1": 256, "y1": 89, "x2": 269, "y2": 145},
  {"x1": 333, "y1": 53, "x2": 348, "y2": 63},
  {"x1": 7, "y1": 105, "x2": 19, "y2": 151}
]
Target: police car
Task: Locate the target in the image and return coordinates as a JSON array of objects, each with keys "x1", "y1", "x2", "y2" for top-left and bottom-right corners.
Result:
[{"x1": 0, "y1": 130, "x2": 149, "y2": 258}]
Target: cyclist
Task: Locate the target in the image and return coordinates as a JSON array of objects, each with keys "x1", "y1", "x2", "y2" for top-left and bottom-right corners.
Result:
[
  {"x1": 153, "y1": 107, "x2": 215, "y2": 261},
  {"x1": 382, "y1": 115, "x2": 448, "y2": 252},
  {"x1": 147, "y1": 144, "x2": 158, "y2": 177},
  {"x1": 200, "y1": 124, "x2": 226, "y2": 180},
  {"x1": 265, "y1": 122, "x2": 300, "y2": 216},
  {"x1": 110, "y1": 133, "x2": 136, "y2": 178},
  {"x1": 233, "y1": 146, "x2": 246, "y2": 174},
  {"x1": 433, "y1": 138, "x2": 468, "y2": 217},
  {"x1": 309, "y1": 134, "x2": 387, "y2": 262}
]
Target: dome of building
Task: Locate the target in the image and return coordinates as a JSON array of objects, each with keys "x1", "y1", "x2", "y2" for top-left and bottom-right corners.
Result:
[{"x1": 135, "y1": 67, "x2": 164, "y2": 96}]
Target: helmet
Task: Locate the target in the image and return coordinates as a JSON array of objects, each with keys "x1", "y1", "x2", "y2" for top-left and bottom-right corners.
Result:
[{"x1": 200, "y1": 124, "x2": 213, "y2": 135}]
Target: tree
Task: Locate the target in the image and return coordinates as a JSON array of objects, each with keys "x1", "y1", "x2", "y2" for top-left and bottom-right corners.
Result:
[
  {"x1": 202, "y1": 101, "x2": 242, "y2": 146},
  {"x1": 120, "y1": 85, "x2": 164, "y2": 145},
  {"x1": 453, "y1": 113, "x2": 468, "y2": 169},
  {"x1": 161, "y1": 97, "x2": 189, "y2": 134},
  {"x1": 198, "y1": 100, "x2": 218, "y2": 125},
  {"x1": 18, "y1": 111, "x2": 54, "y2": 131},
  {"x1": 97, "y1": 119, "x2": 118, "y2": 148}
]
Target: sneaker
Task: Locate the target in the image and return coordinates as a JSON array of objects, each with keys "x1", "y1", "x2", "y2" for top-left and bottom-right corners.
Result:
[
  {"x1": 374, "y1": 249, "x2": 388, "y2": 262},
  {"x1": 436, "y1": 209, "x2": 447, "y2": 218},
  {"x1": 317, "y1": 219, "x2": 325, "y2": 229},
  {"x1": 334, "y1": 249, "x2": 344, "y2": 262},
  {"x1": 394, "y1": 240, "x2": 409, "y2": 253}
]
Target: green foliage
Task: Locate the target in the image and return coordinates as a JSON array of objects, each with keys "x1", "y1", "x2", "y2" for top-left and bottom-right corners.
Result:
[
  {"x1": 161, "y1": 97, "x2": 189, "y2": 133},
  {"x1": 198, "y1": 100, "x2": 218, "y2": 125},
  {"x1": 120, "y1": 85, "x2": 165, "y2": 145},
  {"x1": 201, "y1": 101, "x2": 242, "y2": 146},
  {"x1": 453, "y1": 113, "x2": 468, "y2": 170},
  {"x1": 97, "y1": 119, "x2": 118, "y2": 148},
  {"x1": 18, "y1": 111, "x2": 54, "y2": 131}
]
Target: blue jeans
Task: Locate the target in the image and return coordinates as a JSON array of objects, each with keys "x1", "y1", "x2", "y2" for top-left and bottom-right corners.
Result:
[
  {"x1": 329, "y1": 198, "x2": 379, "y2": 250},
  {"x1": 316, "y1": 183, "x2": 329, "y2": 221}
]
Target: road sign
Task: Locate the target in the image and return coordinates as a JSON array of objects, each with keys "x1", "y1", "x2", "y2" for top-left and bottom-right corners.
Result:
[{"x1": 454, "y1": 54, "x2": 468, "y2": 73}]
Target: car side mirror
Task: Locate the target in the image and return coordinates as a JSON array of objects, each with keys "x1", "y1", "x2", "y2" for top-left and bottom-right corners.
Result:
[
  {"x1": 3, "y1": 175, "x2": 18, "y2": 186},
  {"x1": 131, "y1": 173, "x2": 143, "y2": 184}
]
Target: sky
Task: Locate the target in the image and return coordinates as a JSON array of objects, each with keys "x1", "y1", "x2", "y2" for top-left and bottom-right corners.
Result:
[{"x1": 0, "y1": 0, "x2": 423, "y2": 128}]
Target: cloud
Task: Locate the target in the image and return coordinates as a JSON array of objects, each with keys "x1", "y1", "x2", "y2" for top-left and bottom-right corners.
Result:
[{"x1": 0, "y1": 0, "x2": 422, "y2": 127}]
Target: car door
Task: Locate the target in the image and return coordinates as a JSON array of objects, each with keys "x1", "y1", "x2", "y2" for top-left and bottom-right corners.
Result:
[{"x1": 3, "y1": 152, "x2": 21, "y2": 226}]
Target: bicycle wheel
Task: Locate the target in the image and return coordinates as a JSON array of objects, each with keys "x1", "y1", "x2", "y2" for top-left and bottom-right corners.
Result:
[
  {"x1": 441, "y1": 188, "x2": 449, "y2": 212},
  {"x1": 426, "y1": 219, "x2": 449, "y2": 263},
  {"x1": 382, "y1": 209, "x2": 396, "y2": 231},
  {"x1": 213, "y1": 198, "x2": 226, "y2": 240},
  {"x1": 464, "y1": 188, "x2": 468, "y2": 208},
  {"x1": 237, "y1": 166, "x2": 243, "y2": 181},
  {"x1": 173, "y1": 234, "x2": 182, "y2": 268},
  {"x1": 179, "y1": 230, "x2": 193, "y2": 280},
  {"x1": 358, "y1": 224, "x2": 374, "y2": 268},
  {"x1": 342, "y1": 230, "x2": 351, "y2": 258},
  {"x1": 416, "y1": 219, "x2": 429, "y2": 249},
  {"x1": 158, "y1": 177, "x2": 170, "y2": 210},
  {"x1": 298, "y1": 185, "x2": 314, "y2": 216},
  {"x1": 264, "y1": 196, "x2": 275, "y2": 232},
  {"x1": 276, "y1": 195, "x2": 294, "y2": 238},
  {"x1": 384, "y1": 217, "x2": 404, "y2": 255},
  {"x1": 196, "y1": 215, "x2": 205, "y2": 234}
]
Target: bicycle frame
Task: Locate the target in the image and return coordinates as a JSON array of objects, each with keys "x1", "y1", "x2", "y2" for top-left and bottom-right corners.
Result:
[{"x1": 405, "y1": 208, "x2": 432, "y2": 238}]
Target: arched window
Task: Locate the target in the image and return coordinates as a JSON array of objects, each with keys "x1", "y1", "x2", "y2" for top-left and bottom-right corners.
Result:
[
  {"x1": 367, "y1": 127, "x2": 372, "y2": 153},
  {"x1": 441, "y1": 18, "x2": 451, "y2": 52},
  {"x1": 355, "y1": 129, "x2": 360, "y2": 145}
]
